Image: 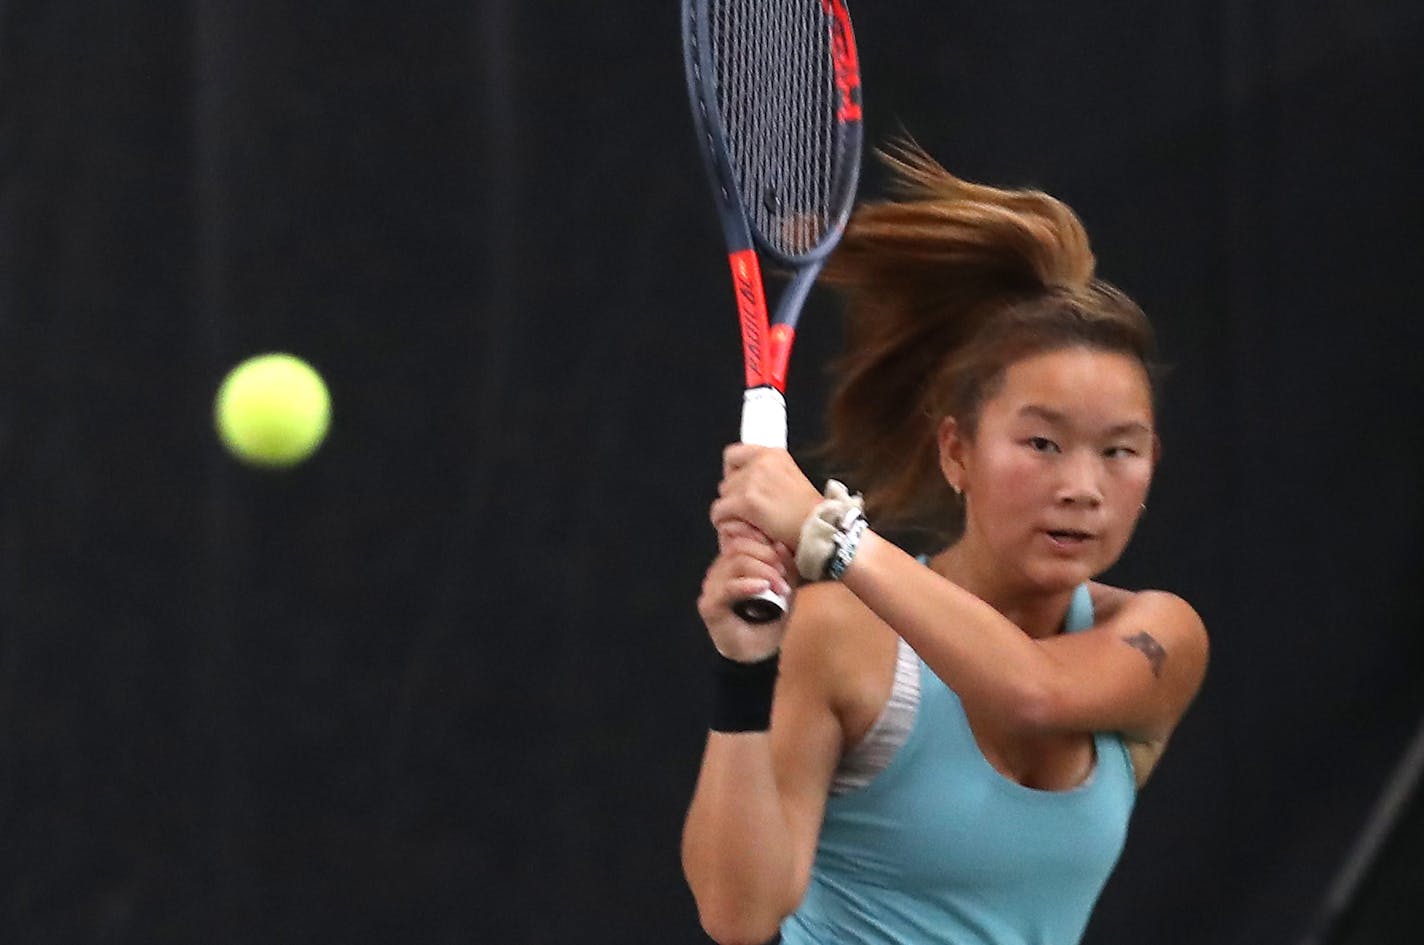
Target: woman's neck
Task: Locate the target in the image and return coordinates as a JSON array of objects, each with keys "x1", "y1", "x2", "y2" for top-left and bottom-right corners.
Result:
[{"x1": 929, "y1": 541, "x2": 1076, "y2": 639}]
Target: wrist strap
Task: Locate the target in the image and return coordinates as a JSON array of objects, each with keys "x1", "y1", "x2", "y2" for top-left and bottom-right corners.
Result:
[{"x1": 710, "y1": 651, "x2": 779, "y2": 733}]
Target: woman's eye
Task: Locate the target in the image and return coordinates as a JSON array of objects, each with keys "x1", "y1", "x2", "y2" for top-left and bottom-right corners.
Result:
[
  {"x1": 1104, "y1": 445, "x2": 1140, "y2": 459},
  {"x1": 1027, "y1": 436, "x2": 1059, "y2": 453}
]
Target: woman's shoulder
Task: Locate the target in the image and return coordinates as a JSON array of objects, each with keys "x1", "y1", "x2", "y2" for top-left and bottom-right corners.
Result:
[
  {"x1": 783, "y1": 582, "x2": 901, "y2": 708},
  {"x1": 786, "y1": 581, "x2": 893, "y2": 657},
  {"x1": 1087, "y1": 582, "x2": 1209, "y2": 671},
  {"x1": 789, "y1": 580, "x2": 869, "y2": 630},
  {"x1": 1088, "y1": 581, "x2": 1202, "y2": 626}
]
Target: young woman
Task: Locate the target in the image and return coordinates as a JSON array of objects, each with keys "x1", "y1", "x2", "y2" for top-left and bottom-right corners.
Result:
[{"x1": 681, "y1": 146, "x2": 1209, "y2": 945}]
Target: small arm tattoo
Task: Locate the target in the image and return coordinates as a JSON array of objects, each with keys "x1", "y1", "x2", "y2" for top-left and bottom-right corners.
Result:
[{"x1": 1122, "y1": 631, "x2": 1167, "y2": 677}]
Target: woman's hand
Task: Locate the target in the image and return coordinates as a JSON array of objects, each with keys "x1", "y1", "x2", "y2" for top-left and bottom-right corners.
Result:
[
  {"x1": 698, "y1": 520, "x2": 798, "y2": 662},
  {"x1": 709, "y1": 445, "x2": 824, "y2": 549}
]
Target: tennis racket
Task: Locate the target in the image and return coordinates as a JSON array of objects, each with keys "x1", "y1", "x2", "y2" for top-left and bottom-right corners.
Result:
[{"x1": 682, "y1": 0, "x2": 865, "y2": 623}]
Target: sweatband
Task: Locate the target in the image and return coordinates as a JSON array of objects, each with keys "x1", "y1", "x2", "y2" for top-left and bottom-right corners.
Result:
[{"x1": 710, "y1": 650, "x2": 780, "y2": 733}]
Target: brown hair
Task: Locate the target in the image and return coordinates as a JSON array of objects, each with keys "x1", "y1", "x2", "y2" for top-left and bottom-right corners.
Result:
[{"x1": 819, "y1": 143, "x2": 1157, "y2": 544}]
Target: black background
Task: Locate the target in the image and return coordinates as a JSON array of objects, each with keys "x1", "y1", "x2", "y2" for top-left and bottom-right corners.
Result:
[{"x1": 2, "y1": 1, "x2": 1422, "y2": 942}]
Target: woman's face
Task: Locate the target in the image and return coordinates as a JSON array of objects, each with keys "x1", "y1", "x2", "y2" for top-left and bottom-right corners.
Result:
[{"x1": 940, "y1": 347, "x2": 1157, "y2": 592}]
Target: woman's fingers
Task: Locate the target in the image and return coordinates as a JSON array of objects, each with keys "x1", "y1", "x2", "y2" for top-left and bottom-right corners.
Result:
[
  {"x1": 722, "y1": 442, "x2": 759, "y2": 476},
  {"x1": 709, "y1": 495, "x2": 748, "y2": 530},
  {"x1": 717, "y1": 524, "x2": 789, "y2": 580},
  {"x1": 728, "y1": 544, "x2": 790, "y2": 587},
  {"x1": 704, "y1": 539, "x2": 791, "y2": 596},
  {"x1": 712, "y1": 444, "x2": 822, "y2": 547},
  {"x1": 720, "y1": 575, "x2": 782, "y2": 602},
  {"x1": 772, "y1": 540, "x2": 797, "y2": 580},
  {"x1": 717, "y1": 519, "x2": 774, "y2": 550},
  {"x1": 718, "y1": 518, "x2": 764, "y2": 540}
]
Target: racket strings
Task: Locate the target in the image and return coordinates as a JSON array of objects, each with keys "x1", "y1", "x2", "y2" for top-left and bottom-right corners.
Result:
[{"x1": 712, "y1": 0, "x2": 839, "y2": 259}]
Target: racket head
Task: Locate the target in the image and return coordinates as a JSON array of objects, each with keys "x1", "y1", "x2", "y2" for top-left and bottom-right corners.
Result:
[{"x1": 683, "y1": 0, "x2": 864, "y2": 273}]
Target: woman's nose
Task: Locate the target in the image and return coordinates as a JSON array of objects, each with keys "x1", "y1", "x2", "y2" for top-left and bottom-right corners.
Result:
[{"x1": 1056, "y1": 453, "x2": 1103, "y2": 507}]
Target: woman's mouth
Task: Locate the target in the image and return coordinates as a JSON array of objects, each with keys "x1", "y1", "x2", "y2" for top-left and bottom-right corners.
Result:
[{"x1": 1044, "y1": 529, "x2": 1094, "y2": 549}]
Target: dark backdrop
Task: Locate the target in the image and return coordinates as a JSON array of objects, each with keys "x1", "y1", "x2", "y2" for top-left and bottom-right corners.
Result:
[{"x1": 2, "y1": 1, "x2": 1422, "y2": 943}]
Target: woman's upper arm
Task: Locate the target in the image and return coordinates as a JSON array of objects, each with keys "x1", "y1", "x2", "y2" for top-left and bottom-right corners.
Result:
[
  {"x1": 1030, "y1": 590, "x2": 1209, "y2": 744},
  {"x1": 768, "y1": 585, "x2": 850, "y2": 907}
]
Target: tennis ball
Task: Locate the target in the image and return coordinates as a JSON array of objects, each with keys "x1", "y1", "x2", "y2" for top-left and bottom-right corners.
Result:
[{"x1": 214, "y1": 353, "x2": 331, "y2": 468}]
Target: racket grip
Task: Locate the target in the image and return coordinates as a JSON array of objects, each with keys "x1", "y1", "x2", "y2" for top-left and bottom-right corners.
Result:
[
  {"x1": 733, "y1": 387, "x2": 790, "y2": 623},
  {"x1": 740, "y1": 387, "x2": 787, "y2": 448}
]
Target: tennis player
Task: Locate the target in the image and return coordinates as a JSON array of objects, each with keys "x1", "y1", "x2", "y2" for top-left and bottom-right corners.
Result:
[{"x1": 682, "y1": 146, "x2": 1209, "y2": 945}]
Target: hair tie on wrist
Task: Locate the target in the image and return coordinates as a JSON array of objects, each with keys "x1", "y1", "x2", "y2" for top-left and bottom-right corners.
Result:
[{"x1": 796, "y1": 480, "x2": 869, "y2": 581}]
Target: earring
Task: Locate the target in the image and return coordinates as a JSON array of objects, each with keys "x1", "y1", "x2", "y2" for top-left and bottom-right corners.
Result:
[{"x1": 1140, "y1": 502, "x2": 1147, "y2": 511}]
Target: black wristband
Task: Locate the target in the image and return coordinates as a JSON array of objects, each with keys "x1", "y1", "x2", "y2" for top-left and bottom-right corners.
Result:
[{"x1": 710, "y1": 650, "x2": 780, "y2": 733}]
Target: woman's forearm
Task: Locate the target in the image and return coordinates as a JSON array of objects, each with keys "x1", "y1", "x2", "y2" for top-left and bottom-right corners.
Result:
[
  {"x1": 839, "y1": 531, "x2": 1058, "y2": 725},
  {"x1": 682, "y1": 732, "x2": 798, "y2": 944}
]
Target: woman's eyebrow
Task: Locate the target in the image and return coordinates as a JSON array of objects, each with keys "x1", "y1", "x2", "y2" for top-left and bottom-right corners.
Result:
[
  {"x1": 1104, "y1": 421, "x2": 1154, "y2": 438},
  {"x1": 1017, "y1": 405, "x2": 1152, "y2": 438},
  {"x1": 1016, "y1": 404, "x2": 1067, "y2": 424}
]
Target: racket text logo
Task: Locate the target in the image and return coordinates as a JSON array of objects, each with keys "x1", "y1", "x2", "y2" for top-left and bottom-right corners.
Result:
[
  {"x1": 822, "y1": 0, "x2": 862, "y2": 123},
  {"x1": 730, "y1": 250, "x2": 772, "y2": 389}
]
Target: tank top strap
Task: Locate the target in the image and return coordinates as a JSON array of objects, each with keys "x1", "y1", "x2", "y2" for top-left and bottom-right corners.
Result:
[{"x1": 1064, "y1": 582, "x2": 1095, "y2": 633}]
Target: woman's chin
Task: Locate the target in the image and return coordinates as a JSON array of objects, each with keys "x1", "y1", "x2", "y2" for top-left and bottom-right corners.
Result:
[{"x1": 1019, "y1": 555, "x2": 1101, "y2": 593}]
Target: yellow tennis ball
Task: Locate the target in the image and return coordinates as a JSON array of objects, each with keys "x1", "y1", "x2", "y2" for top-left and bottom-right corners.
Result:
[{"x1": 214, "y1": 353, "x2": 331, "y2": 468}]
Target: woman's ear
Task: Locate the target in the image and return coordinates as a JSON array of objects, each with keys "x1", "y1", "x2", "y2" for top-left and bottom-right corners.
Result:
[{"x1": 937, "y1": 416, "x2": 967, "y2": 496}]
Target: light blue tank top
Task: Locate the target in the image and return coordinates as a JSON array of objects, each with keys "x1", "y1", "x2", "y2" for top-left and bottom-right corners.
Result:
[{"x1": 780, "y1": 583, "x2": 1136, "y2": 945}]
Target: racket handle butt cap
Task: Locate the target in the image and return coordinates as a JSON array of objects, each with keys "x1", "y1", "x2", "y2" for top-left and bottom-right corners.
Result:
[{"x1": 731, "y1": 587, "x2": 788, "y2": 624}]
